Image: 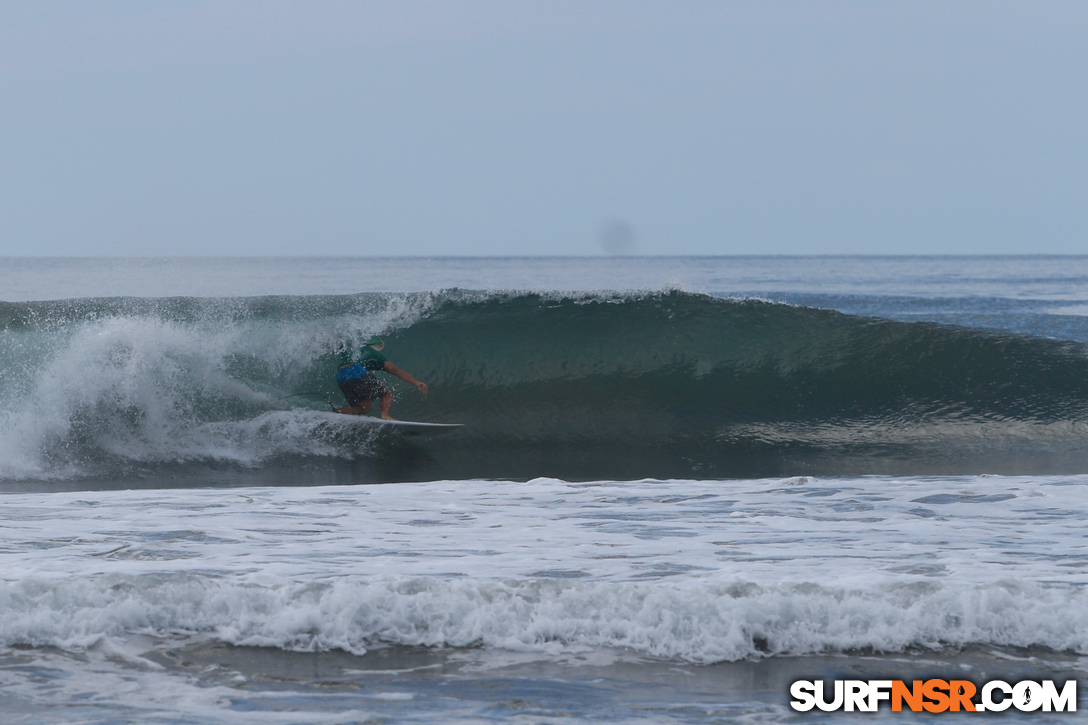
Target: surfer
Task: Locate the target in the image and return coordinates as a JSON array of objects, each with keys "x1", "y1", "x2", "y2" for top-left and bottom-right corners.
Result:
[{"x1": 335, "y1": 336, "x2": 428, "y2": 420}]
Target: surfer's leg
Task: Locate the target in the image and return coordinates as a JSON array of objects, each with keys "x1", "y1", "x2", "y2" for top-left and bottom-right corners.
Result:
[
  {"x1": 336, "y1": 400, "x2": 373, "y2": 415},
  {"x1": 337, "y1": 379, "x2": 375, "y2": 415},
  {"x1": 378, "y1": 387, "x2": 396, "y2": 420}
]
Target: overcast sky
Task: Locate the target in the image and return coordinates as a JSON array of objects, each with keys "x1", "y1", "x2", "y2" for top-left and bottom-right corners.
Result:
[{"x1": 0, "y1": 1, "x2": 1084, "y2": 256}]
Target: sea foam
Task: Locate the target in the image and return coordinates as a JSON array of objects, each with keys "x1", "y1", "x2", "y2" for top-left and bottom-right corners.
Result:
[
  {"x1": 1, "y1": 477, "x2": 1087, "y2": 663},
  {"x1": 2, "y1": 573, "x2": 1087, "y2": 663}
]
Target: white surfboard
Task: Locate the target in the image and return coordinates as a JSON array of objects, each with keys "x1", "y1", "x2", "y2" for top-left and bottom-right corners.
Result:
[{"x1": 315, "y1": 412, "x2": 463, "y2": 437}]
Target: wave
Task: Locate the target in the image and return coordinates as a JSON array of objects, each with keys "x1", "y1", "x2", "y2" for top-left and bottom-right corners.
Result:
[
  {"x1": 3, "y1": 573, "x2": 1086, "y2": 663},
  {"x1": 3, "y1": 290, "x2": 1088, "y2": 482}
]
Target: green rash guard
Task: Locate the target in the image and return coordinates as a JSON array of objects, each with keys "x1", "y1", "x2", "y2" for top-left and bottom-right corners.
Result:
[{"x1": 338, "y1": 344, "x2": 388, "y2": 372}]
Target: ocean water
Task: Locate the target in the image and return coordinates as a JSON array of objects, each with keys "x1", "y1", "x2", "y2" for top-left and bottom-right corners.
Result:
[{"x1": 1, "y1": 255, "x2": 1087, "y2": 723}]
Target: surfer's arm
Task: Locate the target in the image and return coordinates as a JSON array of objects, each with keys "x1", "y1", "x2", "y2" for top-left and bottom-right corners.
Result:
[{"x1": 384, "y1": 362, "x2": 428, "y2": 394}]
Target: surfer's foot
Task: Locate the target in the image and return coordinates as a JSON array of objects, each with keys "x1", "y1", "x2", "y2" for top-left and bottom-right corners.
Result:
[
  {"x1": 336, "y1": 406, "x2": 368, "y2": 416},
  {"x1": 381, "y1": 414, "x2": 399, "y2": 421}
]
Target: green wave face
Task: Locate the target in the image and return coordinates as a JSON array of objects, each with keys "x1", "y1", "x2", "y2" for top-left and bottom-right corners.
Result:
[{"x1": 3, "y1": 290, "x2": 1088, "y2": 484}]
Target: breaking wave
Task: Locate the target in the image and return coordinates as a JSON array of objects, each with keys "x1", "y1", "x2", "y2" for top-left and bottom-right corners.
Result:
[
  {"x1": 3, "y1": 573, "x2": 1087, "y2": 663},
  {"x1": 3, "y1": 290, "x2": 1088, "y2": 482}
]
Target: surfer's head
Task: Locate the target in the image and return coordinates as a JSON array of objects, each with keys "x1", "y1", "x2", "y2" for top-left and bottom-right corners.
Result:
[{"x1": 365, "y1": 335, "x2": 385, "y2": 351}]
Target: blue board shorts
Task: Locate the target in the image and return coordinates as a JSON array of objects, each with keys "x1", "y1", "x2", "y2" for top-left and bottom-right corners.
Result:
[{"x1": 337, "y1": 366, "x2": 385, "y2": 406}]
